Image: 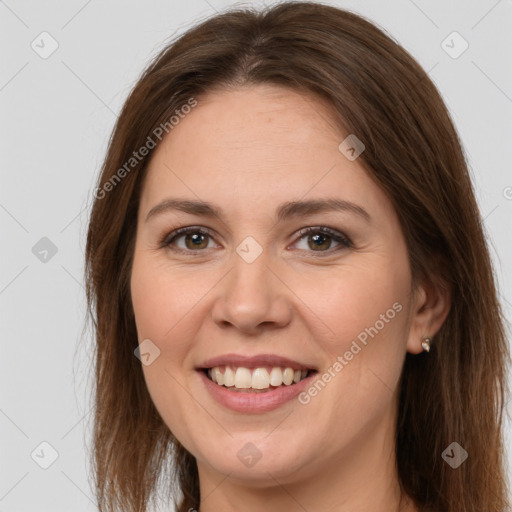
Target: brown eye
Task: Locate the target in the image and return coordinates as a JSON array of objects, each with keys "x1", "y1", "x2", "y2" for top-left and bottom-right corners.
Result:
[
  {"x1": 161, "y1": 225, "x2": 352, "y2": 255},
  {"x1": 162, "y1": 227, "x2": 215, "y2": 252},
  {"x1": 294, "y1": 227, "x2": 352, "y2": 253},
  {"x1": 182, "y1": 232, "x2": 209, "y2": 250},
  {"x1": 307, "y1": 232, "x2": 332, "y2": 251}
]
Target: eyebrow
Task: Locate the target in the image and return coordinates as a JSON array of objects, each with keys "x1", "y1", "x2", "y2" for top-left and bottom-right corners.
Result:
[{"x1": 145, "y1": 198, "x2": 371, "y2": 223}]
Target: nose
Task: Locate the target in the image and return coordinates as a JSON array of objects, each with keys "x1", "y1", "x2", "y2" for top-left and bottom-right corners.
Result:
[{"x1": 210, "y1": 250, "x2": 292, "y2": 335}]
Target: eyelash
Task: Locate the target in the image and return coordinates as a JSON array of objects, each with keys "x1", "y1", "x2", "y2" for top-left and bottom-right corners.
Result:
[{"x1": 159, "y1": 225, "x2": 352, "y2": 256}]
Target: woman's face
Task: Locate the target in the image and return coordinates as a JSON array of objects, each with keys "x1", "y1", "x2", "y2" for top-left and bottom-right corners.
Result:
[{"x1": 130, "y1": 85, "x2": 428, "y2": 487}]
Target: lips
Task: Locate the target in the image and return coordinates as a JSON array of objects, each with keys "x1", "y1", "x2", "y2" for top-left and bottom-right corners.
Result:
[{"x1": 196, "y1": 353, "x2": 318, "y2": 413}]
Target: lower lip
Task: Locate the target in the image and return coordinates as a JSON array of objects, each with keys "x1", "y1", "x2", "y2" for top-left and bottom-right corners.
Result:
[{"x1": 198, "y1": 370, "x2": 316, "y2": 413}]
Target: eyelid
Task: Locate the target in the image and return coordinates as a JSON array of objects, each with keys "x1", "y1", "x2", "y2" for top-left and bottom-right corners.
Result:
[{"x1": 160, "y1": 225, "x2": 352, "y2": 254}]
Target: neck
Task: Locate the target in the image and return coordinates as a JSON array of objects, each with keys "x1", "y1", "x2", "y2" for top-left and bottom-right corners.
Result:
[
  {"x1": 196, "y1": 405, "x2": 419, "y2": 512},
  {"x1": 197, "y1": 465, "x2": 418, "y2": 512}
]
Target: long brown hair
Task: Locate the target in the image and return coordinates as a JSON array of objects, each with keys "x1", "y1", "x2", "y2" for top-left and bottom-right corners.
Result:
[{"x1": 84, "y1": 2, "x2": 511, "y2": 511}]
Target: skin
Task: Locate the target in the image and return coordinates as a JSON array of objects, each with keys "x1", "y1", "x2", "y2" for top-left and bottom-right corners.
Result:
[{"x1": 130, "y1": 85, "x2": 450, "y2": 512}]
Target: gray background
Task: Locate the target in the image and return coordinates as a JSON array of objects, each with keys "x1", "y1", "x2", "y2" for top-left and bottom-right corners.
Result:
[{"x1": 1, "y1": 0, "x2": 511, "y2": 510}]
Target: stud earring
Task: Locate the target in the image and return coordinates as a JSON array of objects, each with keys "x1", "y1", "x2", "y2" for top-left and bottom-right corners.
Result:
[{"x1": 421, "y1": 336, "x2": 432, "y2": 352}]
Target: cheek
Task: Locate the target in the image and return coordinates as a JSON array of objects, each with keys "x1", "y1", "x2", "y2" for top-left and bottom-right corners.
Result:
[
  {"x1": 130, "y1": 255, "x2": 210, "y2": 343},
  {"x1": 295, "y1": 257, "x2": 410, "y2": 352},
  {"x1": 130, "y1": 257, "x2": 205, "y2": 450},
  {"x1": 294, "y1": 256, "x2": 411, "y2": 429}
]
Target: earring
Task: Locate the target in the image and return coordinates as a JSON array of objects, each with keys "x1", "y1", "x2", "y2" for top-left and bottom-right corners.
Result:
[{"x1": 421, "y1": 336, "x2": 432, "y2": 352}]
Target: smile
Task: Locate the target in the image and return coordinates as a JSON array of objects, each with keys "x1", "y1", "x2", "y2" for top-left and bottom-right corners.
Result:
[
  {"x1": 196, "y1": 353, "x2": 318, "y2": 412},
  {"x1": 206, "y1": 366, "x2": 311, "y2": 392}
]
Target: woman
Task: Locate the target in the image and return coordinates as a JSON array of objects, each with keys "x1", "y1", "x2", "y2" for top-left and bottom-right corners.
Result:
[{"x1": 85, "y1": 2, "x2": 511, "y2": 511}]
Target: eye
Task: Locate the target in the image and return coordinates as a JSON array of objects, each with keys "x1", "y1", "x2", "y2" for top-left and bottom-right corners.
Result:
[
  {"x1": 291, "y1": 226, "x2": 352, "y2": 254},
  {"x1": 160, "y1": 225, "x2": 352, "y2": 255},
  {"x1": 160, "y1": 226, "x2": 217, "y2": 253}
]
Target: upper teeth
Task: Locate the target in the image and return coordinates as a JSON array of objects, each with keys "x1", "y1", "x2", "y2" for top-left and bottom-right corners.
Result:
[{"x1": 207, "y1": 366, "x2": 309, "y2": 389}]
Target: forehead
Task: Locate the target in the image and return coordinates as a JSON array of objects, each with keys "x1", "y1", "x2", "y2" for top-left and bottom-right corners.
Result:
[{"x1": 139, "y1": 85, "x2": 389, "y2": 222}]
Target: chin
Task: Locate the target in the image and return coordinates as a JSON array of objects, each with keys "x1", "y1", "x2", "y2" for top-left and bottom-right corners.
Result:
[{"x1": 196, "y1": 438, "x2": 313, "y2": 485}]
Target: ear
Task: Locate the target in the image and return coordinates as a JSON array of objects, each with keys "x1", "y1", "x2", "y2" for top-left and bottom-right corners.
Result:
[{"x1": 406, "y1": 274, "x2": 451, "y2": 355}]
